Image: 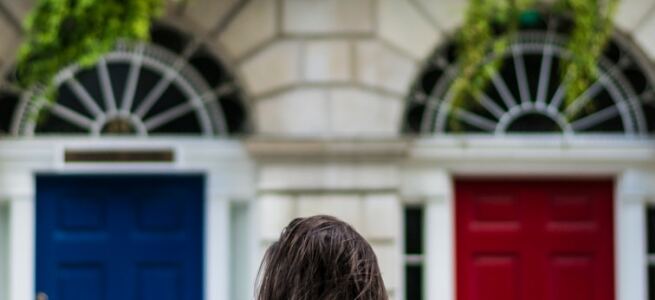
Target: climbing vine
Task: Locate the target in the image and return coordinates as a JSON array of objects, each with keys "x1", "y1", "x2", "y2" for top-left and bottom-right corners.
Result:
[
  {"x1": 16, "y1": 0, "x2": 167, "y2": 100},
  {"x1": 451, "y1": 0, "x2": 619, "y2": 122}
]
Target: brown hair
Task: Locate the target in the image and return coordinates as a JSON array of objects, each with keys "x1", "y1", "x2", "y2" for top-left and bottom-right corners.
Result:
[{"x1": 256, "y1": 215, "x2": 388, "y2": 300}]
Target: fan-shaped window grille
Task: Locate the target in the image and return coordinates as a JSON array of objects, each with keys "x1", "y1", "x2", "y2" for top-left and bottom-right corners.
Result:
[
  {"x1": 404, "y1": 20, "x2": 655, "y2": 136},
  {"x1": 0, "y1": 25, "x2": 248, "y2": 137}
]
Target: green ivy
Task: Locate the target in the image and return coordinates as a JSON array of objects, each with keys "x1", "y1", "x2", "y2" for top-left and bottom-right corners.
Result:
[
  {"x1": 559, "y1": 0, "x2": 618, "y2": 112},
  {"x1": 17, "y1": 0, "x2": 166, "y2": 98},
  {"x1": 451, "y1": 0, "x2": 618, "y2": 126}
]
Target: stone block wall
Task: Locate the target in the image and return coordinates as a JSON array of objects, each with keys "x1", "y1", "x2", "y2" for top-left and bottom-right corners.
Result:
[{"x1": 256, "y1": 160, "x2": 402, "y2": 297}]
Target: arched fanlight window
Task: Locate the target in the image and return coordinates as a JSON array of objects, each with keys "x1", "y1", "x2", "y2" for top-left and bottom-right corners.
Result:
[
  {"x1": 404, "y1": 16, "x2": 655, "y2": 136},
  {"x1": 0, "y1": 25, "x2": 248, "y2": 137}
]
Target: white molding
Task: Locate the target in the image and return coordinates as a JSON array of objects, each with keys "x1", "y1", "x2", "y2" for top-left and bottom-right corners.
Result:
[
  {"x1": 206, "y1": 196, "x2": 230, "y2": 300},
  {"x1": 0, "y1": 203, "x2": 8, "y2": 300},
  {"x1": 0, "y1": 138, "x2": 255, "y2": 300},
  {"x1": 616, "y1": 170, "x2": 649, "y2": 300},
  {"x1": 406, "y1": 136, "x2": 655, "y2": 176},
  {"x1": 8, "y1": 196, "x2": 34, "y2": 300},
  {"x1": 228, "y1": 200, "x2": 257, "y2": 300},
  {"x1": 425, "y1": 192, "x2": 454, "y2": 300},
  {"x1": 411, "y1": 135, "x2": 655, "y2": 157},
  {"x1": 248, "y1": 199, "x2": 260, "y2": 299},
  {"x1": 401, "y1": 165, "x2": 452, "y2": 199},
  {"x1": 402, "y1": 138, "x2": 655, "y2": 300},
  {"x1": 245, "y1": 138, "x2": 408, "y2": 159},
  {"x1": 617, "y1": 169, "x2": 655, "y2": 199}
]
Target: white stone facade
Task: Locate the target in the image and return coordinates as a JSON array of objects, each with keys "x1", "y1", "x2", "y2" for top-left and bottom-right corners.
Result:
[{"x1": 0, "y1": 1, "x2": 655, "y2": 300}]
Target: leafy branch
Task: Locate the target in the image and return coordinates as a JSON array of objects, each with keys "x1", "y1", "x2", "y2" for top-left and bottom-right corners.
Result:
[
  {"x1": 451, "y1": 0, "x2": 619, "y2": 125},
  {"x1": 16, "y1": 0, "x2": 167, "y2": 99},
  {"x1": 558, "y1": 0, "x2": 618, "y2": 110}
]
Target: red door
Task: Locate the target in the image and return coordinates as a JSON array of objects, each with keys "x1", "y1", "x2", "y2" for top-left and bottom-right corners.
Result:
[{"x1": 456, "y1": 179, "x2": 614, "y2": 300}]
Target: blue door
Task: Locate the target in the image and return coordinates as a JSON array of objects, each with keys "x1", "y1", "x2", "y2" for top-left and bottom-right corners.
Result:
[{"x1": 36, "y1": 175, "x2": 204, "y2": 300}]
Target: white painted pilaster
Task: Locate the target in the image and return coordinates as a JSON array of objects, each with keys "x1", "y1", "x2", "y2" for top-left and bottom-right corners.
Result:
[
  {"x1": 424, "y1": 170, "x2": 454, "y2": 300},
  {"x1": 8, "y1": 196, "x2": 34, "y2": 300},
  {"x1": 229, "y1": 201, "x2": 255, "y2": 300},
  {"x1": 0, "y1": 202, "x2": 8, "y2": 300},
  {"x1": 206, "y1": 195, "x2": 230, "y2": 300},
  {"x1": 616, "y1": 170, "x2": 650, "y2": 300}
]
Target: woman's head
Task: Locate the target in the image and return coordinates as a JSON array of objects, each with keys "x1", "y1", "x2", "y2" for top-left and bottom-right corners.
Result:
[{"x1": 256, "y1": 215, "x2": 388, "y2": 300}]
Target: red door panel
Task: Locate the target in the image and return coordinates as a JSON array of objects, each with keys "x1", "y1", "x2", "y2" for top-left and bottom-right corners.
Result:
[
  {"x1": 549, "y1": 255, "x2": 594, "y2": 300},
  {"x1": 456, "y1": 180, "x2": 614, "y2": 300},
  {"x1": 469, "y1": 254, "x2": 521, "y2": 300}
]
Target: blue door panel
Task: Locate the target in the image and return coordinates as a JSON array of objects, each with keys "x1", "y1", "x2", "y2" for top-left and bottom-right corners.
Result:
[
  {"x1": 36, "y1": 175, "x2": 204, "y2": 300},
  {"x1": 57, "y1": 264, "x2": 105, "y2": 300},
  {"x1": 138, "y1": 264, "x2": 182, "y2": 300}
]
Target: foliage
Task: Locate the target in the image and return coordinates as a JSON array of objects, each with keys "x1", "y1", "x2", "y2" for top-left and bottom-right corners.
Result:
[
  {"x1": 450, "y1": 0, "x2": 531, "y2": 129},
  {"x1": 16, "y1": 0, "x2": 166, "y2": 97},
  {"x1": 557, "y1": 0, "x2": 618, "y2": 110},
  {"x1": 451, "y1": 0, "x2": 619, "y2": 123}
]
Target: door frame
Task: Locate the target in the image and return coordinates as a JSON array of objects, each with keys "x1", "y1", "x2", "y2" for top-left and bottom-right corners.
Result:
[
  {"x1": 401, "y1": 135, "x2": 655, "y2": 300},
  {"x1": 0, "y1": 138, "x2": 256, "y2": 300}
]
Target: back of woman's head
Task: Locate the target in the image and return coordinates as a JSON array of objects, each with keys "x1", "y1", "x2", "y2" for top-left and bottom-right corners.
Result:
[{"x1": 256, "y1": 215, "x2": 388, "y2": 300}]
